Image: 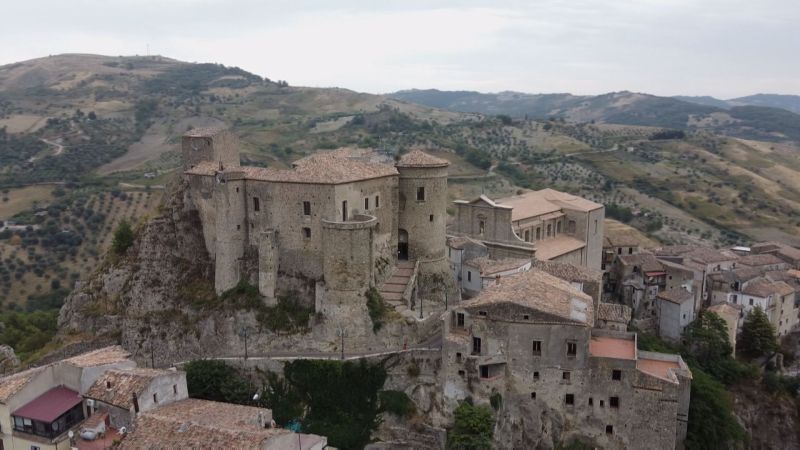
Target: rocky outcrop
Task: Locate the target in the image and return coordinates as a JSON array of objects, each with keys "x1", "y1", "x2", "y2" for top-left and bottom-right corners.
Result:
[
  {"x1": 0, "y1": 345, "x2": 20, "y2": 375},
  {"x1": 731, "y1": 382, "x2": 800, "y2": 449}
]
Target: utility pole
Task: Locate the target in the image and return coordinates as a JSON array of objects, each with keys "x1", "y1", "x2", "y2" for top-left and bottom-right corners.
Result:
[{"x1": 337, "y1": 325, "x2": 346, "y2": 360}]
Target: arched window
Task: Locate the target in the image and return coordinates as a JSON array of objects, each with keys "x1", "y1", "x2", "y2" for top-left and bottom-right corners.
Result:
[
  {"x1": 556, "y1": 221, "x2": 562, "y2": 234},
  {"x1": 536, "y1": 228, "x2": 541, "y2": 240},
  {"x1": 567, "y1": 220, "x2": 576, "y2": 234},
  {"x1": 547, "y1": 224, "x2": 552, "y2": 237},
  {"x1": 524, "y1": 230, "x2": 530, "y2": 242}
]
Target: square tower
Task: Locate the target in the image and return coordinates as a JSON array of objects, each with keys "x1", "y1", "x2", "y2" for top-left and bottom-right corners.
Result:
[{"x1": 181, "y1": 127, "x2": 240, "y2": 170}]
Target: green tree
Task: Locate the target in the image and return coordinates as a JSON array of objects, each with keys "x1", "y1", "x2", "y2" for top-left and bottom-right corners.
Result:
[
  {"x1": 447, "y1": 401, "x2": 494, "y2": 450},
  {"x1": 685, "y1": 367, "x2": 746, "y2": 450},
  {"x1": 111, "y1": 220, "x2": 134, "y2": 255},
  {"x1": 739, "y1": 306, "x2": 779, "y2": 359},
  {"x1": 683, "y1": 310, "x2": 755, "y2": 385},
  {"x1": 184, "y1": 360, "x2": 251, "y2": 404},
  {"x1": 261, "y1": 371, "x2": 304, "y2": 425}
]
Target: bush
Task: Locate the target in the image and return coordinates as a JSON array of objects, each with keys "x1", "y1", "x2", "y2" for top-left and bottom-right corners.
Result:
[
  {"x1": 447, "y1": 401, "x2": 494, "y2": 450},
  {"x1": 111, "y1": 220, "x2": 134, "y2": 255},
  {"x1": 685, "y1": 366, "x2": 746, "y2": 449},
  {"x1": 379, "y1": 390, "x2": 416, "y2": 418},
  {"x1": 366, "y1": 286, "x2": 389, "y2": 332},
  {"x1": 184, "y1": 360, "x2": 251, "y2": 404}
]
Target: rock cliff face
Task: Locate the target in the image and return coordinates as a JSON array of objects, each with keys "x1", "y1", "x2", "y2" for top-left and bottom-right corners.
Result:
[
  {"x1": 731, "y1": 382, "x2": 800, "y2": 449},
  {"x1": 58, "y1": 180, "x2": 420, "y2": 366}
]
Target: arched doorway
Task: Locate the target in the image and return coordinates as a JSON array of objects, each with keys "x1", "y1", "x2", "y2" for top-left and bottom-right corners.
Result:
[{"x1": 398, "y1": 229, "x2": 409, "y2": 260}]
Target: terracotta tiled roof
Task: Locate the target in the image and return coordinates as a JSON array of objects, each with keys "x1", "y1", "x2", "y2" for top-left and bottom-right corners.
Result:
[
  {"x1": 742, "y1": 277, "x2": 795, "y2": 297},
  {"x1": 603, "y1": 230, "x2": 641, "y2": 248},
  {"x1": 589, "y1": 335, "x2": 636, "y2": 360},
  {"x1": 86, "y1": 368, "x2": 178, "y2": 409},
  {"x1": 618, "y1": 252, "x2": 664, "y2": 273},
  {"x1": 448, "y1": 236, "x2": 487, "y2": 251},
  {"x1": 63, "y1": 346, "x2": 131, "y2": 368},
  {"x1": 533, "y1": 260, "x2": 602, "y2": 283},
  {"x1": 596, "y1": 303, "x2": 632, "y2": 323},
  {"x1": 708, "y1": 267, "x2": 763, "y2": 284},
  {"x1": 465, "y1": 257, "x2": 531, "y2": 276},
  {"x1": 395, "y1": 150, "x2": 449, "y2": 168},
  {"x1": 657, "y1": 288, "x2": 694, "y2": 304},
  {"x1": 119, "y1": 399, "x2": 289, "y2": 449},
  {"x1": 186, "y1": 151, "x2": 398, "y2": 184},
  {"x1": 737, "y1": 254, "x2": 786, "y2": 267},
  {"x1": 686, "y1": 247, "x2": 738, "y2": 264},
  {"x1": 461, "y1": 268, "x2": 593, "y2": 325},
  {"x1": 183, "y1": 127, "x2": 226, "y2": 138},
  {"x1": 0, "y1": 366, "x2": 44, "y2": 404},
  {"x1": 752, "y1": 242, "x2": 800, "y2": 261},
  {"x1": 535, "y1": 236, "x2": 586, "y2": 261}
]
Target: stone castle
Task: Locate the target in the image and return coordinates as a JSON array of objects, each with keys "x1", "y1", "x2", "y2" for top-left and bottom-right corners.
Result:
[{"x1": 181, "y1": 127, "x2": 455, "y2": 324}]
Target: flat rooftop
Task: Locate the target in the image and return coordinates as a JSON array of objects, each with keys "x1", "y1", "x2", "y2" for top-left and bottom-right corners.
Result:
[
  {"x1": 637, "y1": 358, "x2": 682, "y2": 382},
  {"x1": 589, "y1": 336, "x2": 636, "y2": 360}
]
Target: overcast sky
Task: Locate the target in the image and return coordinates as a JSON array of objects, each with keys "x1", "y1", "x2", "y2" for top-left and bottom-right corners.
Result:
[{"x1": 2, "y1": 0, "x2": 798, "y2": 98}]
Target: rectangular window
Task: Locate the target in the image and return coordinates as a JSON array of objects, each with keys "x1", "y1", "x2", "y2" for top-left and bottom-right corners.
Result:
[
  {"x1": 612, "y1": 369, "x2": 622, "y2": 381},
  {"x1": 456, "y1": 313, "x2": 465, "y2": 327},
  {"x1": 478, "y1": 311, "x2": 487, "y2": 316},
  {"x1": 342, "y1": 201, "x2": 347, "y2": 221},
  {"x1": 610, "y1": 396, "x2": 619, "y2": 408},
  {"x1": 458, "y1": 370, "x2": 465, "y2": 377},
  {"x1": 480, "y1": 365, "x2": 489, "y2": 379},
  {"x1": 467, "y1": 271, "x2": 472, "y2": 282},
  {"x1": 472, "y1": 337, "x2": 482, "y2": 355},
  {"x1": 303, "y1": 227, "x2": 311, "y2": 239},
  {"x1": 589, "y1": 397, "x2": 593, "y2": 406},
  {"x1": 606, "y1": 425, "x2": 613, "y2": 435},
  {"x1": 749, "y1": 298, "x2": 754, "y2": 306},
  {"x1": 531, "y1": 392, "x2": 536, "y2": 399},
  {"x1": 153, "y1": 393, "x2": 158, "y2": 403},
  {"x1": 253, "y1": 197, "x2": 260, "y2": 211},
  {"x1": 532, "y1": 340, "x2": 542, "y2": 356},
  {"x1": 533, "y1": 371, "x2": 540, "y2": 381},
  {"x1": 562, "y1": 371, "x2": 571, "y2": 381},
  {"x1": 565, "y1": 394, "x2": 574, "y2": 405},
  {"x1": 479, "y1": 220, "x2": 485, "y2": 234},
  {"x1": 417, "y1": 187, "x2": 425, "y2": 201},
  {"x1": 456, "y1": 352, "x2": 462, "y2": 362},
  {"x1": 173, "y1": 384, "x2": 178, "y2": 394},
  {"x1": 429, "y1": 214, "x2": 434, "y2": 222},
  {"x1": 375, "y1": 195, "x2": 380, "y2": 208},
  {"x1": 567, "y1": 342, "x2": 577, "y2": 357},
  {"x1": 303, "y1": 201, "x2": 311, "y2": 215},
  {"x1": 364, "y1": 198, "x2": 369, "y2": 210}
]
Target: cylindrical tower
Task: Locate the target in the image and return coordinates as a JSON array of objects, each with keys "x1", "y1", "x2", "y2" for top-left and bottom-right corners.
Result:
[{"x1": 396, "y1": 150, "x2": 457, "y2": 304}]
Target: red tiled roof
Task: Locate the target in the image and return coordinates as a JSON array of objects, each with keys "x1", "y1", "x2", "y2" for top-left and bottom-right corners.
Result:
[
  {"x1": 396, "y1": 150, "x2": 449, "y2": 168},
  {"x1": 13, "y1": 386, "x2": 81, "y2": 423}
]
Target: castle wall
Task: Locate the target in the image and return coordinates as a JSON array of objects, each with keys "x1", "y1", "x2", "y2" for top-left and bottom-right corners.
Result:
[
  {"x1": 185, "y1": 175, "x2": 218, "y2": 259},
  {"x1": 245, "y1": 180, "x2": 336, "y2": 282},
  {"x1": 333, "y1": 177, "x2": 399, "y2": 285}
]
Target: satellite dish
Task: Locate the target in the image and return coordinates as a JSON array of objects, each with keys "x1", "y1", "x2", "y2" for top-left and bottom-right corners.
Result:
[{"x1": 68, "y1": 430, "x2": 74, "y2": 438}]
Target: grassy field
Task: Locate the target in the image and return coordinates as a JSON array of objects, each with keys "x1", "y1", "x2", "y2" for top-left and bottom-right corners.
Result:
[{"x1": 0, "y1": 185, "x2": 55, "y2": 220}]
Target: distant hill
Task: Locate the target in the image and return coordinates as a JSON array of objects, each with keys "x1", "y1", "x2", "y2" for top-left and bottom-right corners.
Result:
[
  {"x1": 391, "y1": 89, "x2": 800, "y2": 142},
  {"x1": 675, "y1": 93, "x2": 800, "y2": 115}
]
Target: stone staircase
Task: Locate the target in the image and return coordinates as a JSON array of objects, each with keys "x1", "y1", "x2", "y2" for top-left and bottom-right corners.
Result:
[{"x1": 379, "y1": 260, "x2": 416, "y2": 312}]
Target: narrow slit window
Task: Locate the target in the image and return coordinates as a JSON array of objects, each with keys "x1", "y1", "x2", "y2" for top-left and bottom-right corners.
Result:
[
  {"x1": 417, "y1": 186, "x2": 425, "y2": 201},
  {"x1": 303, "y1": 201, "x2": 311, "y2": 215},
  {"x1": 253, "y1": 197, "x2": 260, "y2": 211},
  {"x1": 365, "y1": 198, "x2": 369, "y2": 210}
]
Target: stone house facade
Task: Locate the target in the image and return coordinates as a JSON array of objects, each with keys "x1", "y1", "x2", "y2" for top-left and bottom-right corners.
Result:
[
  {"x1": 440, "y1": 269, "x2": 690, "y2": 449},
  {"x1": 181, "y1": 128, "x2": 455, "y2": 326},
  {"x1": 656, "y1": 289, "x2": 695, "y2": 342},
  {"x1": 449, "y1": 189, "x2": 604, "y2": 271}
]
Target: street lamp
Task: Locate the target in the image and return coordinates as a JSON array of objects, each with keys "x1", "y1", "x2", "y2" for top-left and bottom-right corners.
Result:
[{"x1": 239, "y1": 327, "x2": 250, "y2": 360}]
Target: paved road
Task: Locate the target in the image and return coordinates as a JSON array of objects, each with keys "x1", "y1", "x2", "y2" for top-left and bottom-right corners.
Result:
[{"x1": 174, "y1": 346, "x2": 441, "y2": 366}]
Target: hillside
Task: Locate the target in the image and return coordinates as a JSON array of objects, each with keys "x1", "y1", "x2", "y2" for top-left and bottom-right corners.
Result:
[
  {"x1": 1, "y1": 53, "x2": 799, "y2": 339},
  {"x1": 391, "y1": 89, "x2": 800, "y2": 142},
  {"x1": 677, "y1": 94, "x2": 800, "y2": 115}
]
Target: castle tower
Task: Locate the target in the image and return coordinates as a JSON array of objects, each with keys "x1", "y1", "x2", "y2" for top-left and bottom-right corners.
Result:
[
  {"x1": 396, "y1": 150, "x2": 457, "y2": 303},
  {"x1": 319, "y1": 214, "x2": 377, "y2": 336},
  {"x1": 181, "y1": 127, "x2": 240, "y2": 171},
  {"x1": 213, "y1": 169, "x2": 247, "y2": 294}
]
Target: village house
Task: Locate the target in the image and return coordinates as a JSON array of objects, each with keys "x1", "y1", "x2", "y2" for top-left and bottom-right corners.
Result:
[
  {"x1": 751, "y1": 242, "x2": 800, "y2": 269},
  {"x1": 119, "y1": 399, "x2": 327, "y2": 449},
  {"x1": 534, "y1": 259, "x2": 603, "y2": 309},
  {"x1": 459, "y1": 256, "x2": 532, "y2": 298},
  {"x1": 602, "y1": 228, "x2": 641, "y2": 271},
  {"x1": 707, "y1": 303, "x2": 742, "y2": 354},
  {"x1": 737, "y1": 277, "x2": 798, "y2": 336},
  {"x1": 441, "y1": 269, "x2": 690, "y2": 449},
  {"x1": 449, "y1": 189, "x2": 604, "y2": 271},
  {"x1": 595, "y1": 303, "x2": 633, "y2": 332},
  {"x1": 0, "y1": 346, "x2": 134, "y2": 449},
  {"x1": 656, "y1": 289, "x2": 695, "y2": 342}
]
